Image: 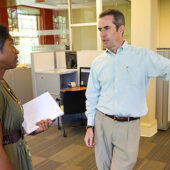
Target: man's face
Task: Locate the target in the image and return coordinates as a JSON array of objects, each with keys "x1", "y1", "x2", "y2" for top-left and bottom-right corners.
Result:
[
  {"x1": 98, "y1": 15, "x2": 123, "y2": 49},
  {"x1": 0, "y1": 38, "x2": 19, "y2": 70}
]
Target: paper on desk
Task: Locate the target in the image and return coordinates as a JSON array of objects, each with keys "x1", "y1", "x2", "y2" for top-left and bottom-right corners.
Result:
[{"x1": 22, "y1": 92, "x2": 64, "y2": 134}]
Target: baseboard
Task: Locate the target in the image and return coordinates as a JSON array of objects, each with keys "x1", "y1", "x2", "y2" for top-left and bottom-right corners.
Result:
[{"x1": 140, "y1": 119, "x2": 157, "y2": 137}]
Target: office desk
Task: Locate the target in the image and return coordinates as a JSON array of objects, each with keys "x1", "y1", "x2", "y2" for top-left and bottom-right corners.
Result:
[
  {"x1": 60, "y1": 86, "x2": 86, "y2": 92},
  {"x1": 60, "y1": 86, "x2": 87, "y2": 137}
]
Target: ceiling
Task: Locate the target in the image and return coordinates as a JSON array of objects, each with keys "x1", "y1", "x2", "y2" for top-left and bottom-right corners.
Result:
[{"x1": 5, "y1": 0, "x2": 130, "y2": 10}]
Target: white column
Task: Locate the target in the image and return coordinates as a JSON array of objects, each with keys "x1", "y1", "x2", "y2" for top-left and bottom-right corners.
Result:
[
  {"x1": 96, "y1": 0, "x2": 102, "y2": 51},
  {"x1": 68, "y1": 0, "x2": 72, "y2": 50},
  {"x1": 131, "y1": 0, "x2": 158, "y2": 137}
]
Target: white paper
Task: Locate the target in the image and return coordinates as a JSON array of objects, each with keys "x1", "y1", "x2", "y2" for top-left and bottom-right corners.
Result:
[{"x1": 22, "y1": 92, "x2": 64, "y2": 134}]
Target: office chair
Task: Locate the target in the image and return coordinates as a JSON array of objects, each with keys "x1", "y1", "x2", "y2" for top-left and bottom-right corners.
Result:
[{"x1": 61, "y1": 90, "x2": 86, "y2": 137}]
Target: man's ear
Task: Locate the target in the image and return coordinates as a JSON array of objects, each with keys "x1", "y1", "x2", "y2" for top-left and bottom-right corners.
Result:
[{"x1": 119, "y1": 25, "x2": 125, "y2": 33}]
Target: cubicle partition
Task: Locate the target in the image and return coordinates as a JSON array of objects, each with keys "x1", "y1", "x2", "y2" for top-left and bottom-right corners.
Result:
[
  {"x1": 34, "y1": 70, "x2": 77, "y2": 98},
  {"x1": 31, "y1": 52, "x2": 55, "y2": 97},
  {"x1": 4, "y1": 68, "x2": 33, "y2": 104},
  {"x1": 55, "y1": 51, "x2": 66, "y2": 69},
  {"x1": 31, "y1": 51, "x2": 78, "y2": 99}
]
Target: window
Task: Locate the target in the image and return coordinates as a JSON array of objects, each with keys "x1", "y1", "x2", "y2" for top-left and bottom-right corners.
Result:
[{"x1": 8, "y1": 6, "x2": 40, "y2": 66}]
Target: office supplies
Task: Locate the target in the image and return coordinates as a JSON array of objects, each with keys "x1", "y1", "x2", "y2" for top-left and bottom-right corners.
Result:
[{"x1": 68, "y1": 81, "x2": 76, "y2": 87}]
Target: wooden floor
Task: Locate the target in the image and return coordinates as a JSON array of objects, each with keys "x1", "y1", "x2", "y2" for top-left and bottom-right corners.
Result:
[{"x1": 25, "y1": 123, "x2": 170, "y2": 170}]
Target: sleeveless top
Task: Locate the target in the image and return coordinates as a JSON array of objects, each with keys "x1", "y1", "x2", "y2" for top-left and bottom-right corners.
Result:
[{"x1": 0, "y1": 80, "x2": 32, "y2": 170}]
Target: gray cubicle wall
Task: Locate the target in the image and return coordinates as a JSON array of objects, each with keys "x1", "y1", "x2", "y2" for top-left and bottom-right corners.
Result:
[
  {"x1": 156, "y1": 50, "x2": 170, "y2": 130},
  {"x1": 4, "y1": 68, "x2": 33, "y2": 104},
  {"x1": 31, "y1": 52, "x2": 55, "y2": 98}
]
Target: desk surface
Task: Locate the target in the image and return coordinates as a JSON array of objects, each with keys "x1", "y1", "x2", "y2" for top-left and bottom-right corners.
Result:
[
  {"x1": 60, "y1": 86, "x2": 87, "y2": 92},
  {"x1": 35, "y1": 69, "x2": 77, "y2": 74}
]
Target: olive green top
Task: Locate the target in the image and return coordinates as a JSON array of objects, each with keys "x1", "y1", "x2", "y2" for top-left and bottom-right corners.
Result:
[{"x1": 0, "y1": 80, "x2": 32, "y2": 170}]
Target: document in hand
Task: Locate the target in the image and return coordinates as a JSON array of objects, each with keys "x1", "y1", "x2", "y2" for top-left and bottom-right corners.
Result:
[{"x1": 22, "y1": 92, "x2": 64, "y2": 134}]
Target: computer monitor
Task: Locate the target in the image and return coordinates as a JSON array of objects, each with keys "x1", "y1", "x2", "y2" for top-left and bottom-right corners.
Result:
[
  {"x1": 65, "y1": 51, "x2": 77, "y2": 69},
  {"x1": 80, "y1": 67, "x2": 90, "y2": 87}
]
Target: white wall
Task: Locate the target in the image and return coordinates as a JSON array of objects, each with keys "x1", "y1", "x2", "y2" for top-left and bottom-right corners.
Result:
[{"x1": 158, "y1": 0, "x2": 170, "y2": 48}]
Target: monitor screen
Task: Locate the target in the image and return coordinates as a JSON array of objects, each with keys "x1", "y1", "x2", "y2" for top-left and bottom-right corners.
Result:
[
  {"x1": 80, "y1": 67, "x2": 90, "y2": 87},
  {"x1": 65, "y1": 51, "x2": 77, "y2": 69}
]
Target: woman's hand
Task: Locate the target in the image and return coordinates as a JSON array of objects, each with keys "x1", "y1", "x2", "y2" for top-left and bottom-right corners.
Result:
[{"x1": 34, "y1": 119, "x2": 53, "y2": 134}]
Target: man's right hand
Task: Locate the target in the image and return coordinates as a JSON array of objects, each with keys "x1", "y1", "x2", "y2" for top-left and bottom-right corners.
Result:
[{"x1": 84, "y1": 128, "x2": 95, "y2": 147}]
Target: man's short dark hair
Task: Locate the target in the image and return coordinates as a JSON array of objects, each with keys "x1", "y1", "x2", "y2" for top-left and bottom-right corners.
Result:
[
  {"x1": 99, "y1": 9, "x2": 125, "y2": 31},
  {"x1": 0, "y1": 24, "x2": 9, "y2": 51}
]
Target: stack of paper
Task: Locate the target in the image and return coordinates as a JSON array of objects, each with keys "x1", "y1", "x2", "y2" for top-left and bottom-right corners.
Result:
[{"x1": 22, "y1": 92, "x2": 64, "y2": 134}]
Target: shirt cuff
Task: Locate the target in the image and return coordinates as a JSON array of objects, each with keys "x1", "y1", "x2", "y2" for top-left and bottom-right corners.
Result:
[{"x1": 87, "y1": 117, "x2": 95, "y2": 126}]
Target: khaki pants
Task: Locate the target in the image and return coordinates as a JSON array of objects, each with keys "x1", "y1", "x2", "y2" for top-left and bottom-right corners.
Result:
[{"x1": 95, "y1": 110, "x2": 140, "y2": 170}]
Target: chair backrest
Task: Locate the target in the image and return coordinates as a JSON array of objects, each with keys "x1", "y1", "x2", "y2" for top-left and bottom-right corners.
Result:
[{"x1": 63, "y1": 90, "x2": 86, "y2": 115}]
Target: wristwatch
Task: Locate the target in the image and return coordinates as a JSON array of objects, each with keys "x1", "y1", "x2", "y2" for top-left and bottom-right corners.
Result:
[{"x1": 86, "y1": 125, "x2": 94, "y2": 130}]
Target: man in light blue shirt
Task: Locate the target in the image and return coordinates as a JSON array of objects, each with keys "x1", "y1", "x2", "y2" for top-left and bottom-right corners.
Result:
[{"x1": 84, "y1": 9, "x2": 170, "y2": 170}]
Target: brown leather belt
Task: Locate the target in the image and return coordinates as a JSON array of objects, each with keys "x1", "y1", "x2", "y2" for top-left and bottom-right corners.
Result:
[
  {"x1": 3, "y1": 128, "x2": 25, "y2": 145},
  {"x1": 105, "y1": 114, "x2": 140, "y2": 122}
]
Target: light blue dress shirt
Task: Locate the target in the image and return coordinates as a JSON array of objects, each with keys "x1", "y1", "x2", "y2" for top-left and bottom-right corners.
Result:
[{"x1": 85, "y1": 41, "x2": 170, "y2": 126}]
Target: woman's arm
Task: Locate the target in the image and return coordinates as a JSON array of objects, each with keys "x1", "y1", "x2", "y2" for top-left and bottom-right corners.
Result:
[{"x1": 0, "y1": 122, "x2": 13, "y2": 170}]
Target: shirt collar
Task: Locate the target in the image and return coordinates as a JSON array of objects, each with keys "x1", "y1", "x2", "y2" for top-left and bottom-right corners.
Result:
[{"x1": 106, "y1": 40, "x2": 128, "y2": 55}]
